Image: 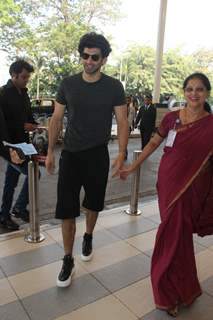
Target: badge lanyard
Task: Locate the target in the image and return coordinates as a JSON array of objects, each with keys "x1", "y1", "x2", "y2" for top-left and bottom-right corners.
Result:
[{"x1": 165, "y1": 118, "x2": 180, "y2": 147}]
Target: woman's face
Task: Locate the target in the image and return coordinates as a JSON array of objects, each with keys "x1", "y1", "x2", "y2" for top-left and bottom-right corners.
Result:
[{"x1": 184, "y1": 78, "x2": 209, "y2": 109}]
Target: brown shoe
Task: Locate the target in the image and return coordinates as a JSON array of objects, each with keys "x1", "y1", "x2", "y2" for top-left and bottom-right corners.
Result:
[{"x1": 167, "y1": 306, "x2": 178, "y2": 317}]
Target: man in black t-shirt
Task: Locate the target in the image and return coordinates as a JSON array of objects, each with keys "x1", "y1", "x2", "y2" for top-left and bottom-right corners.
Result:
[{"x1": 46, "y1": 32, "x2": 129, "y2": 288}]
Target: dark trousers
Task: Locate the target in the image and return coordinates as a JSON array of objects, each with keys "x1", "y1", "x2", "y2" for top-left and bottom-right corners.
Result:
[
  {"x1": 0, "y1": 162, "x2": 28, "y2": 220},
  {"x1": 140, "y1": 130, "x2": 153, "y2": 149}
]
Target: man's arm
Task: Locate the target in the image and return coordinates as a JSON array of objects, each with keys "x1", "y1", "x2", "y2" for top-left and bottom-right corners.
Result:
[
  {"x1": 45, "y1": 101, "x2": 65, "y2": 174},
  {"x1": 112, "y1": 104, "x2": 129, "y2": 177},
  {"x1": 134, "y1": 107, "x2": 142, "y2": 127}
]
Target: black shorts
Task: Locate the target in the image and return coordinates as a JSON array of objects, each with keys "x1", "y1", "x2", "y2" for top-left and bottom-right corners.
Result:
[{"x1": 55, "y1": 145, "x2": 109, "y2": 219}]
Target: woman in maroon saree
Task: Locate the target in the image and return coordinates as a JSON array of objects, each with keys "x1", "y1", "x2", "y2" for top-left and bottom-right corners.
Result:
[{"x1": 120, "y1": 73, "x2": 213, "y2": 317}]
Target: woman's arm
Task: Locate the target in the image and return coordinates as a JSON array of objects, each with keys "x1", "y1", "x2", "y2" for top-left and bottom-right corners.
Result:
[{"x1": 120, "y1": 133, "x2": 164, "y2": 179}]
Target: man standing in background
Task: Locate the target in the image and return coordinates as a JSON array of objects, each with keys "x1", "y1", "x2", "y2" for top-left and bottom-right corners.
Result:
[
  {"x1": 135, "y1": 94, "x2": 156, "y2": 149},
  {"x1": 0, "y1": 60, "x2": 37, "y2": 230}
]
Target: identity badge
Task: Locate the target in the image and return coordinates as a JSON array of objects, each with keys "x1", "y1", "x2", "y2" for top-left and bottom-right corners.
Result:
[{"x1": 165, "y1": 130, "x2": 177, "y2": 147}]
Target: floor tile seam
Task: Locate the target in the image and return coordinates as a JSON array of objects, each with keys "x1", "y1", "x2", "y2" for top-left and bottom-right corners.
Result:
[
  {"x1": 20, "y1": 274, "x2": 112, "y2": 318},
  {"x1": 195, "y1": 247, "x2": 213, "y2": 258},
  {"x1": 122, "y1": 237, "x2": 154, "y2": 257},
  {"x1": 90, "y1": 262, "x2": 150, "y2": 293},
  {"x1": 18, "y1": 297, "x2": 36, "y2": 320},
  {"x1": 1, "y1": 236, "x2": 145, "y2": 280},
  {"x1": 76, "y1": 248, "x2": 144, "y2": 276},
  {"x1": 0, "y1": 279, "x2": 32, "y2": 320},
  {"x1": 193, "y1": 239, "x2": 213, "y2": 250},
  {"x1": 6, "y1": 262, "x2": 90, "y2": 300},
  {"x1": 96, "y1": 212, "x2": 144, "y2": 229},
  {"x1": 4, "y1": 276, "x2": 25, "y2": 305},
  {"x1": 4, "y1": 241, "x2": 212, "y2": 298},
  {"x1": 104, "y1": 223, "x2": 158, "y2": 242},
  {"x1": 0, "y1": 265, "x2": 8, "y2": 278},
  {"x1": 43, "y1": 222, "x2": 158, "y2": 257},
  {"x1": 0, "y1": 241, "x2": 63, "y2": 267},
  {"x1": 98, "y1": 200, "x2": 158, "y2": 219},
  {"x1": 193, "y1": 239, "x2": 209, "y2": 248},
  {"x1": 0, "y1": 224, "x2": 52, "y2": 242},
  {"x1": 4, "y1": 255, "x2": 62, "y2": 279},
  {"x1": 0, "y1": 255, "x2": 118, "y2": 296},
  {"x1": 0, "y1": 233, "x2": 58, "y2": 260},
  {"x1": 144, "y1": 216, "x2": 160, "y2": 225},
  {"x1": 49, "y1": 230, "x2": 124, "y2": 256},
  {"x1": 124, "y1": 241, "x2": 154, "y2": 259},
  {"x1": 111, "y1": 291, "x2": 143, "y2": 319},
  {"x1": 6, "y1": 251, "x2": 149, "y2": 300},
  {"x1": 202, "y1": 289, "x2": 213, "y2": 299},
  {"x1": 6, "y1": 258, "x2": 65, "y2": 282}
]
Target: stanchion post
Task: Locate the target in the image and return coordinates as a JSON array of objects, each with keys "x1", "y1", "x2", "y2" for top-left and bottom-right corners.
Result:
[
  {"x1": 25, "y1": 158, "x2": 45, "y2": 243},
  {"x1": 125, "y1": 150, "x2": 142, "y2": 216}
]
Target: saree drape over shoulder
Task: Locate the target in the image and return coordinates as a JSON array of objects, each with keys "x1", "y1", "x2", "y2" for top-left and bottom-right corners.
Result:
[{"x1": 151, "y1": 111, "x2": 213, "y2": 310}]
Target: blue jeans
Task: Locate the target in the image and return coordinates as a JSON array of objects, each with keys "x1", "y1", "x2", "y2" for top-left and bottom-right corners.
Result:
[{"x1": 0, "y1": 162, "x2": 29, "y2": 220}]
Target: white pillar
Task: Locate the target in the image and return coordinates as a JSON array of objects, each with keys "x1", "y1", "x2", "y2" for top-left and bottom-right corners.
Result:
[{"x1": 153, "y1": 0, "x2": 168, "y2": 103}]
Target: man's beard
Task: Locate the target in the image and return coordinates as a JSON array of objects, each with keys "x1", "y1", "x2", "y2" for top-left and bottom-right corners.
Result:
[{"x1": 84, "y1": 64, "x2": 101, "y2": 75}]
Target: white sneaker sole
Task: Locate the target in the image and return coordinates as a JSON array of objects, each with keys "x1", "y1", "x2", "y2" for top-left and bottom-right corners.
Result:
[
  {"x1": 81, "y1": 252, "x2": 93, "y2": 262},
  {"x1": 56, "y1": 267, "x2": 75, "y2": 288}
]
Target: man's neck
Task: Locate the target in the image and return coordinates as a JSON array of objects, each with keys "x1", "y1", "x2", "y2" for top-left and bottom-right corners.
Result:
[
  {"x1": 11, "y1": 79, "x2": 22, "y2": 93},
  {"x1": 82, "y1": 71, "x2": 102, "y2": 83}
]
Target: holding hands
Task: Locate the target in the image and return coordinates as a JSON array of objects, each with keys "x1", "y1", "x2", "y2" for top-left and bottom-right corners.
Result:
[{"x1": 119, "y1": 164, "x2": 136, "y2": 180}]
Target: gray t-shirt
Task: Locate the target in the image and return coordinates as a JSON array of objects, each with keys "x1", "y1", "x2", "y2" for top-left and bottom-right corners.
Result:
[{"x1": 56, "y1": 72, "x2": 126, "y2": 152}]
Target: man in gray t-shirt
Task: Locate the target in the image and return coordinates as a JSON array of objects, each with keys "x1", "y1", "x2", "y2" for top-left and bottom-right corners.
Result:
[{"x1": 46, "y1": 32, "x2": 128, "y2": 288}]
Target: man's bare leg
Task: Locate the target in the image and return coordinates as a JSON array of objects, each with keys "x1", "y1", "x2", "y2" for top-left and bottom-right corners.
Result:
[
  {"x1": 57, "y1": 218, "x2": 76, "y2": 287},
  {"x1": 85, "y1": 209, "x2": 99, "y2": 234},
  {"x1": 62, "y1": 218, "x2": 76, "y2": 255},
  {"x1": 81, "y1": 209, "x2": 98, "y2": 261}
]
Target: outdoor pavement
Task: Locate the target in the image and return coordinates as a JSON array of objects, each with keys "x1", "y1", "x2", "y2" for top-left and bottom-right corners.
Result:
[
  {"x1": 0, "y1": 199, "x2": 213, "y2": 320},
  {"x1": 0, "y1": 127, "x2": 213, "y2": 320},
  {"x1": 0, "y1": 128, "x2": 163, "y2": 227}
]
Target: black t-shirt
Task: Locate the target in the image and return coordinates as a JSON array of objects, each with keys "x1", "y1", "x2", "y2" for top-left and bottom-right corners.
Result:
[
  {"x1": 0, "y1": 106, "x2": 10, "y2": 160},
  {"x1": 56, "y1": 72, "x2": 126, "y2": 152},
  {"x1": 0, "y1": 80, "x2": 36, "y2": 143}
]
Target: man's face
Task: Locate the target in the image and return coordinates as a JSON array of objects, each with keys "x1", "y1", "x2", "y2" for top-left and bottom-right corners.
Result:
[
  {"x1": 144, "y1": 97, "x2": 152, "y2": 105},
  {"x1": 12, "y1": 69, "x2": 31, "y2": 89},
  {"x1": 81, "y1": 47, "x2": 107, "y2": 75}
]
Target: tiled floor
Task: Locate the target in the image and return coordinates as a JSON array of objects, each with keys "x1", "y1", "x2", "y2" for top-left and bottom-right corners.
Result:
[{"x1": 0, "y1": 199, "x2": 213, "y2": 320}]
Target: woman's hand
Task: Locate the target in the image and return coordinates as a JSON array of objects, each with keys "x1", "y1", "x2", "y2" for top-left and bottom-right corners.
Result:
[
  {"x1": 111, "y1": 152, "x2": 126, "y2": 177},
  {"x1": 119, "y1": 164, "x2": 136, "y2": 180}
]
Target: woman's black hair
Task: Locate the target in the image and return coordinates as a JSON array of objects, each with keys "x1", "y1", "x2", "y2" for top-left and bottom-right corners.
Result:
[
  {"x1": 78, "y1": 32, "x2": 112, "y2": 58},
  {"x1": 183, "y1": 72, "x2": 212, "y2": 113}
]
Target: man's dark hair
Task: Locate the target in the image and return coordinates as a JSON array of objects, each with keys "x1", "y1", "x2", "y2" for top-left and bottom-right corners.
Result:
[
  {"x1": 78, "y1": 32, "x2": 112, "y2": 58},
  {"x1": 9, "y1": 59, "x2": 34, "y2": 75},
  {"x1": 145, "y1": 94, "x2": 152, "y2": 100}
]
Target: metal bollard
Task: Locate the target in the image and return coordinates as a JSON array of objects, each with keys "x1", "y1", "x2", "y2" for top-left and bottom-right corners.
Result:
[
  {"x1": 25, "y1": 159, "x2": 45, "y2": 243},
  {"x1": 125, "y1": 150, "x2": 142, "y2": 216}
]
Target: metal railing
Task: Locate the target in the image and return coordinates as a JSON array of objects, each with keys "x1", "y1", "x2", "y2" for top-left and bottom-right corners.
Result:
[
  {"x1": 125, "y1": 150, "x2": 142, "y2": 216},
  {"x1": 24, "y1": 131, "x2": 45, "y2": 243}
]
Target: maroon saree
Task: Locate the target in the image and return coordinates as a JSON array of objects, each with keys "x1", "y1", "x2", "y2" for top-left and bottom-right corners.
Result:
[{"x1": 151, "y1": 111, "x2": 213, "y2": 310}]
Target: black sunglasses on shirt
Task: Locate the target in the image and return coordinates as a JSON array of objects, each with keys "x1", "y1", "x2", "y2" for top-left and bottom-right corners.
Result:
[{"x1": 81, "y1": 53, "x2": 101, "y2": 62}]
